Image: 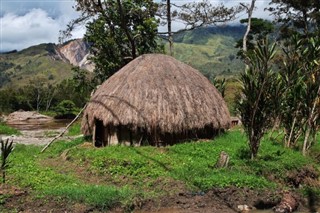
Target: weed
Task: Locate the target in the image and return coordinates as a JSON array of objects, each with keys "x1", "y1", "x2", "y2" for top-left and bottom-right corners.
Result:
[{"x1": 0, "y1": 123, "x2": 20, "y2": 135}]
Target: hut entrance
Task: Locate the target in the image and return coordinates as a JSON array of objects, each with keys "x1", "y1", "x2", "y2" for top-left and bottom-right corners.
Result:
[{"x1": 94, "y1": 120, "x2": 105, "y2": 147}]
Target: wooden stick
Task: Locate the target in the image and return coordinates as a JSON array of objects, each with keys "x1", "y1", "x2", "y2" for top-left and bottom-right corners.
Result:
[{"x1": 40, "y1": 104, "x2": 87, "y2": 153}]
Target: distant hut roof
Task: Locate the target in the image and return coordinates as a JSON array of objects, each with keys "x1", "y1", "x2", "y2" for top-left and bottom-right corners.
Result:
[{"x1": 82, "y1": 54, "x2": 231, "y2": 135}]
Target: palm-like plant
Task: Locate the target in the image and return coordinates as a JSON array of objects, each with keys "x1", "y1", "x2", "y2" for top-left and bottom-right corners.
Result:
[
  {"x1": 237, "y1": 39, "x2": 277, "y2": 159},
  {"x1": 0, "y1": 138, "x2": 14, "y2": 183},
  {"x1": 280, "y1": 35, "x2": 320, "y2": 155}
]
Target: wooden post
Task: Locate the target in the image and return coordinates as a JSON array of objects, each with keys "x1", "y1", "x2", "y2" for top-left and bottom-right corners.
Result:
[{"x1": 215, "y1": 151, "x2": 229, "y2": 168}]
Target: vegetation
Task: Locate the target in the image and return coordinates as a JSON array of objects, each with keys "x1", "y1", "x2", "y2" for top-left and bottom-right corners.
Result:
[
  {"x1": 1, "y1": 130, "x2": 318, "y2": 211},
  {"x1": 0, "y1": 123, "x2": 20, "y2": 135},
  {"x1": 237, "y1": 40, "x2": 277, "y2": 159},
  {"x1": 0, "y1": 138, "x2": 14, "y2": 183},
  {"x1": 54, "y1": 100, "x2": 78, "y2": 119},
  {"x1": 64, "y1": 0, "x2": 164, "y2": 85}
]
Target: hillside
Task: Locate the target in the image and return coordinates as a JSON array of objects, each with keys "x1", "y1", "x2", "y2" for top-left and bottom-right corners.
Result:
[
  {"x1": 172, "y1": 26, "x2": 245, "y2": 78},
  {"x1": 0, "y1": 26, "x2": 244, "y2": 89},
  {"x1": 0, "y1": 39, "x2": 92, "y2": 88}
]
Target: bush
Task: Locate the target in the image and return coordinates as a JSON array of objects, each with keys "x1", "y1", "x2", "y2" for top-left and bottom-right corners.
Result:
[{"x1": 54, "y1": 100, "x2": 78, "y2": 119}]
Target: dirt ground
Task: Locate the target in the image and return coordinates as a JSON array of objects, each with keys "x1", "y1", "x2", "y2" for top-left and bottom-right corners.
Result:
[{"x1": 1, "y1": 184, "x2": 315, "y2": 213}]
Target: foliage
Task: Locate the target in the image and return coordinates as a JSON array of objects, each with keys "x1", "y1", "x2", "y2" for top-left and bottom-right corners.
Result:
[
  {"x1": 268, "y1": 0, "x2": 320, "y2": 38},
  {"x1": 237, "y1": 39, "x2": 277, "y2": 158},
  {"x1": 0, "y1": 138, "x2": 14, "y2": 183},
  {"x1": 212, "y1": 77, "x2": 226, "y2": 98},
  {"x1": 158, "y1": 0, "x2": 244, "y2": 32},
  {"x1": 70, "y1": 0, "x2": 163, "y2": 85},
  {"x1": 236, "y1": 18, "x2": 275, "y2": 57},
  {"x1": 279, "y1": 35, "x2": 320, "y2": 154},
  {"x1": 54, "y1": 100, "x2": 78, "y2": 119},
  {"x1": 4, "y1": 130, "x2": 318, "y2": 211},
  {"x1": 0, "y1": 123, "x2": 20, "y2": 135}
]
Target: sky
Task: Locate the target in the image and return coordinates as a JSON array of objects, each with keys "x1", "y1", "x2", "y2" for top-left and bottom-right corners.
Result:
[{"x1": 0, "y1": 0, "x2": 272, "y2": 52}]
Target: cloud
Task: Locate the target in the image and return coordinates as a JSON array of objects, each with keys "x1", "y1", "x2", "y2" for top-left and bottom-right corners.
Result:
[
  {"x1": 0, "y1": 0, "x2": 272, "y2": 52},
  {"x1": 0, "y1": 2, "x2": 85, "y2": 52}
]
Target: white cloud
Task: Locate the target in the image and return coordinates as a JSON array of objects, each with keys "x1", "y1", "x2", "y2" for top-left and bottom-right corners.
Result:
[
  {"x1": 0, "y1": 4, "x2": 85, "y2": 52},
  {"x1": 0, "y1": 0, "x2": 272, "y2": 52}
]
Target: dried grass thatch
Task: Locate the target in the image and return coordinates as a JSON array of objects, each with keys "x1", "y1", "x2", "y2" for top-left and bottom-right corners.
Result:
[{"x1": 82, "y1": 54, "x2": 231, "y2": 141}]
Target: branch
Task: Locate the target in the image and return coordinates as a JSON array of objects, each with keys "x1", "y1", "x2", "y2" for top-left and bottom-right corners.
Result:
[{"x1": 40, "y1": 104, "x2": 87, "y2": 153}]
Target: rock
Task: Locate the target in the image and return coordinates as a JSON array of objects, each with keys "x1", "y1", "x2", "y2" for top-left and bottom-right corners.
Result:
[
  {"x1": 273, "y1": 191, "x2": 298, "y2": 213},
  {"x1": 237, "y1": 204, "x2": 251, "y2": 211},
  {"x1": 6, "y1": 111, "x2": 52, "y2": 123}
]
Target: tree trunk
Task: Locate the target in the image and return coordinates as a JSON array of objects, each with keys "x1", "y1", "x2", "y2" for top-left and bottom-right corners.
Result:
[
  {"x1": 242, "y1": 0, "x2": 256, "y2": 54},
  {"x1": 167, "y1": 0, "x2": 173, "y2": 56},
  {"x1": 116, "y1": 0, "x2": 136, "y2": 58},
  {"x1": 41, "y1": 104, "x2": 87, "y2": 153},
  {"x1": 302, "y1": 127, "x2": 310, "y2": 156},
  {"x1": 215, "y1": 151, "x2": 229, "y2": 168},
  {"x1": 302, "y1": 85, "x2": 320, "y2": 155},
  {"x1": 287, "y1": 117, "x2": 297, "y2": 148}
]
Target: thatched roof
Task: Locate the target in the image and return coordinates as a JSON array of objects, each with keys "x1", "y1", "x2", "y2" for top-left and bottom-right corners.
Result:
[{"x1": 82, "y1": 54, "x2": 231, "y2": 135}]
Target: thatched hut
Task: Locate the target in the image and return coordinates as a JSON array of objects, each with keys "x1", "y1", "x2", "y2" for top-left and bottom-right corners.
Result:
[{"x1": 82, "y1": 54, "x2": 231, "y2": 147}]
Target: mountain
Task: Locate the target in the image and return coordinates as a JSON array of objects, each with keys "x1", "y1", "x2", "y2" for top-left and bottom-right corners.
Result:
[
  {"x1": 56, "y1": 39, "x2": 94, "y2": 72},
  {"x1": 0, "y1": 25, "x2": 245, "y2": 89},
  {"x1": 172, "y1": 25, "x2": 245, "y2": 79},
  {"x1": 0, "y1": 39, "x2": 93, "y2": 88}
]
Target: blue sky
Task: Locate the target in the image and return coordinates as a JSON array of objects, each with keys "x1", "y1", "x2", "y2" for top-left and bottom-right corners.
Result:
[{"x1": 0, "y1": 0, "x2": 271, "y2": 52}]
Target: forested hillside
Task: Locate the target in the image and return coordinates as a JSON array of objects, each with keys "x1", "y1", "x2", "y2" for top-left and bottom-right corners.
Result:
[{"x1": 173, "y1": 26, "x2": 245, "y2": 79}]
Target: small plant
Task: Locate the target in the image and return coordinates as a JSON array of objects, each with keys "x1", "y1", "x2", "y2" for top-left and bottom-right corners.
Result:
[
  {"x1": 0, "y1": 122, "x2": 21, "y2": 135},
  {"x1": 0, "y1": 138, "x2": 14, "y2": 183}
]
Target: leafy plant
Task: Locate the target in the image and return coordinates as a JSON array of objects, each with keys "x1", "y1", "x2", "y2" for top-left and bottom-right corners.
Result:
[
  {"x1": 54, "y1": 100, "x2": 78, "y2": 119},
  {"x1": 237, "y1": 39, "x2": 277, "y2": 159},
  {"x1": 0, "y1": 138, "x2": 14, "y2": 183},
  {"x1": 0, "y1": 123, "x2": 20, "y2": 135}
]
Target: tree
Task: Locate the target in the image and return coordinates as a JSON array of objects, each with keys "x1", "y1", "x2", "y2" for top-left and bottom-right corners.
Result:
[
  {"x1": 64, "y1": 0, "x2": 163, "y2": 85},
  {"x1": 268, "y1": 0, "x2": 320, "y2": 38},
  {"x1": 279, "y1": 35, "x2": 320, "y2": 154},
  {"x1": 237, "y1": 39, "x2": 277, "y2": 159},
  {"x1": 54, "y1": 100, "x2": 78, "y2": 119},
  {"x1": 157, "y1": 0, "x2": 244, "y2": 56},
  {"x1": 236, "y1": 18, "x2": 275, "y2": 56},
  {"x1": 241, "y1": 0, "x2": 256, "y2": 54}
]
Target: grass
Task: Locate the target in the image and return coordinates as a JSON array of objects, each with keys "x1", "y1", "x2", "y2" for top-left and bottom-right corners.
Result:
[
  {"x1": 44, "y1": 185, "x2": 132, "y2": 210},
  {"x1": 66, "y1": 122, "x2": 81, "y2": 136},
  {"x1": 4, "y1": 130, "x2": 319, "y2": 211},
  {"x1": 0, "y1": 123, "x2": 21, "y2": 135}
]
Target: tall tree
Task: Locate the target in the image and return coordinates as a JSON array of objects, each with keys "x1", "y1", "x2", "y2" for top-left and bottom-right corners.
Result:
[
  {"x1": 157, "y1": 0, "x2": 244, "y2": 55},
  {"x1": 63, "y1": 0, "x2": 163, "y2": 84},
  {"x1": 236, "y1": 18, "x2": 275, "y2": 56},
  {"x1": 241, "y1": 0, "x2": 256, "y2": 53},
  {"x1": 268, "y1": 0, "x2": 320, "y2": 38}
]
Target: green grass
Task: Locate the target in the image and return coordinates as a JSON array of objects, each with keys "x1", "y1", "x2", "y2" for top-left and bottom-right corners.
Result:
[
  {"x1": 44, "y1": 185, "x2": 132, "y2": 210},
  {"x1": 5, "y1": 130, "x2": 319, "y2": 210},
  {"x1": 66, "y1": 130, "x2": 315, "y2": 190},
  {"x1": 7, "y1": 140, "x2": 134, "y2": 210},
  {"x1": 0, "y1": 123, "x2": 21, "y2": 135},
  {"x1": 66, "y1": 122, "x2": 81, "y2": 136}
]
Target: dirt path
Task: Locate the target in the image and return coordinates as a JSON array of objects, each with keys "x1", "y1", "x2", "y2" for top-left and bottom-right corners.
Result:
[{"x1": 1, "y1": 128, "x2": 70, "y2": 146}]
